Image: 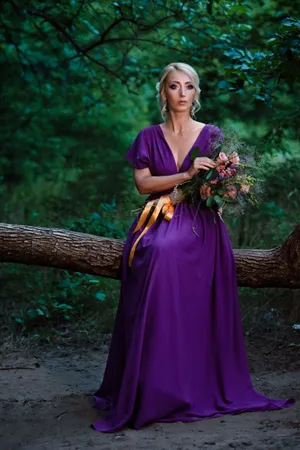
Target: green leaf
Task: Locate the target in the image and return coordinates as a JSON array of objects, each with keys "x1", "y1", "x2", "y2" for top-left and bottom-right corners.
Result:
[
  {"x1": 205, "y1": 170, "x2": 213, "y2": 180},
  {"x1": 14, "y1": 317, "x2": 24, "y2": 325},
  {"x1": 237, "y1": 24, "x2": 252, "y2": 31},
  {"x1": 95, "y1": 292, "x2": 106, "y2": 301},
  {"x1": 214, "y1": 195, "x2": 223, "y2": 206},
  {"x1": 191, "y1": 146, "x2": 200, "y2": 161},
  {"x1": 232, "y1": 217, "x2": 238, "y2": 227},
  {"x1": 27, "y1": 309, "x2": 38, "y2": 319},
  {"x1": 222, "y1": 196, "x2": 236, "y2": 203},
  {"x1": 205, "y1": 168, "x2": 218, "y2": 180},
  {"x1": 218, "y1": 80, "x2": 228, "y2": 89},
  {"x1": 55, "y1": 303, "x2": 73, "y2": 310},
  {"x1": 206, "y1": 196, "x2": 214, "y2": 208},
  {"x1": 241, "y1": 63, "x2": 250, "y2": 71}
]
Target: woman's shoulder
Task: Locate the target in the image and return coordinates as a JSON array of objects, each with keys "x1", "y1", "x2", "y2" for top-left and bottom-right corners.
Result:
[
  {"x1": 204, "y1": 123, "x2": 224, "y2": 138},
  {"x1": 131, "y1": 125, "x2": 159, "y2": 146},
  {"x1": 200, "y1": 122, "x2": 222, "y2": 132},
  {"x1": 138, "y1": 124, "x2": 158, "y2": 135},
  {"x1": 129, "y1": 125, "x2": 158, "y2": 151}
]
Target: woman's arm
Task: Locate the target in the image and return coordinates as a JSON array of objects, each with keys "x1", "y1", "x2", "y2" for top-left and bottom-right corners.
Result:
[
  {"x1": 134, "y1": 157, "x2": 216, "y2": 195},
  {"x1": 134, "y1": 169, "x2": 189, "y2": 194}
]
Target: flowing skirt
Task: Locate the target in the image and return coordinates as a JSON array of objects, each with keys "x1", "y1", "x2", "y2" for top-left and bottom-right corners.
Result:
[{"x1": 92, "y1": 201, "x2": 295, "y2": 432}]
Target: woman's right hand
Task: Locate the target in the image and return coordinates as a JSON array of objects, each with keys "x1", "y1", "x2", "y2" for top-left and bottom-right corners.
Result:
[{"x1": 185, "y1": 157, "x2": 216, "y2": 180}]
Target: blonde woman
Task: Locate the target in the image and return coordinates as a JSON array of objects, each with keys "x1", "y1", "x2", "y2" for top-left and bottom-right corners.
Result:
[{"x1": 92, "y1": 62, "x2": 294, "y2": 432}]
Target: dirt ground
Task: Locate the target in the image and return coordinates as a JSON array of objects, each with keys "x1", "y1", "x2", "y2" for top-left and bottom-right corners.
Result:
[{"x1": 0, "y1": 335, "x2": 299, "y2": 450}]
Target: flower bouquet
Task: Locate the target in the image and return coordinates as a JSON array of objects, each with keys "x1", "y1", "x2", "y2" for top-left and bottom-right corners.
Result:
[{"x1": 170, "y1": 127, "x2": 264, "y2": 218}]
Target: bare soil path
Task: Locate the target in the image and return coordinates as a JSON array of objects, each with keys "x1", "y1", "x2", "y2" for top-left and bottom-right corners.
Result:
[{"x1": 0, "y1": 338, "x2": 299, "y2": 450}]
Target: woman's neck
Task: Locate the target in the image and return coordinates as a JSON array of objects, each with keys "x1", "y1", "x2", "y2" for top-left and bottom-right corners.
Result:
[{"x1": 164, "y1": 114, "x2": 195, "y2": 136}]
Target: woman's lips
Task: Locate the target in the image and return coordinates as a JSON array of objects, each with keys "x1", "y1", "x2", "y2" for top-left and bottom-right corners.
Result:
[{"x1": 178, "y1": 101, "x2": 187, "y2": 104}]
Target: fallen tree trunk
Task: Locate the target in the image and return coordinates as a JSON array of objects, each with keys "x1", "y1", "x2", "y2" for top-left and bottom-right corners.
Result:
[{"x1": 0, "y1": 222, "x2": 300, "y2": 288}]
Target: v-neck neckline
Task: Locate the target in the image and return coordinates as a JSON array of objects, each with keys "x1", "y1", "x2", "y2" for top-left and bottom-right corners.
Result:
[{"x1": 157, "y1": 123, "x2": 208, "y2": 172}]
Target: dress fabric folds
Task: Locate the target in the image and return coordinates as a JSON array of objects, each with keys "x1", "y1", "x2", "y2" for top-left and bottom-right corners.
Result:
[{"x1": 92, "y1": 124, "x2": 295, "y2": 432}]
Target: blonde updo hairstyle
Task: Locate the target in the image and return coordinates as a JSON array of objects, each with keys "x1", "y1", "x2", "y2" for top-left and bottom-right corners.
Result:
[{"x1": 156, "y1": 62, "x2": 201, "y2": 121}]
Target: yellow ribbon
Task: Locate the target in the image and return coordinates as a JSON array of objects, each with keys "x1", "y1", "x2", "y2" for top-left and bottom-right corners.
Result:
[{"x1": 128, "y1": 195, "x2": 174, "y2": 267}]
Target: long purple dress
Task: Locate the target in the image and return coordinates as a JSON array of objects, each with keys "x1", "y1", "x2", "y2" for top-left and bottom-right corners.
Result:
[{"x1": 92, "y1": 124, "x2": 294, "y2": 432}]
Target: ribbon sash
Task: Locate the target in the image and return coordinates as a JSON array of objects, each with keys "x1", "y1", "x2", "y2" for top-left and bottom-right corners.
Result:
[{"x1": 128, "y1": 195, "x2": 174, "y2": 267}]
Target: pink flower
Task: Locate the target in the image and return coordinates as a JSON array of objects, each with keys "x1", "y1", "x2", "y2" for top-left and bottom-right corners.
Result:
[
  {"x1": 200, "y1": 184, "x2": 212, "y2": 200},
  {"x1": 224, "y1": 169, "x2": 234, "y2": 178},
  {"x1": 229, "y1": 152, "x2": 240, "y2": 165},
  {"x1": 226, "y1": 185, "x2": 238, "y2": 199},
  {"x1": 218, "y1": 152, "x2": 228, "y2": 162},
  {"x1": 241, "y1": 184, "x2": 250, "y2": 193},
  {"x1": 216, "y1": 164, "x2": 226, "y2": 173},
  {"x1": 216, "y1": 152, "x2": 228, "y2": 170}
]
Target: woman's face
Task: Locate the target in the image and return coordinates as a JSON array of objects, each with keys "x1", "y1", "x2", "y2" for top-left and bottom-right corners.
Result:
[{"x1": 163, "y1": 70, "x2": 196, "y2": 114}]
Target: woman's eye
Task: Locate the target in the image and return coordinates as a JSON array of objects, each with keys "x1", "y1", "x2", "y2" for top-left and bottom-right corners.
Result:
[{"x1": 169, "y1": 84, "x2": 194, "y2": 90}]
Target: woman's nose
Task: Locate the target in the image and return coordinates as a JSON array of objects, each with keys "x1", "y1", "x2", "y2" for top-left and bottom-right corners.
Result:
[{"x1": 180, "y1": 87, "x2": 186, "y2": 96}]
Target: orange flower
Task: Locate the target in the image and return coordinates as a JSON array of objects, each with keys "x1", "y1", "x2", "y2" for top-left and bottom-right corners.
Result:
[{"x1": 200, "y1": 184, "x2": 212, "y2": 200}]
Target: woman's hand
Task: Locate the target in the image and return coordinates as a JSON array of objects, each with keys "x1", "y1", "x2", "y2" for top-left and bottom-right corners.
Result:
[{"x1": 185, "y1": 157, "x2": 216, "y2": 180}]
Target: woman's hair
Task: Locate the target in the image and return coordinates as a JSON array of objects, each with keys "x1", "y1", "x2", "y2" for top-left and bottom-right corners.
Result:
[{"x1": 156, "y1": 62, "x2": 201, "y2": 121}]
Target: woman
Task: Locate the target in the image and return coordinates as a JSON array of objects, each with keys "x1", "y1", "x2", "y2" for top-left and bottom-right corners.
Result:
[{"x1": 92, "y1": 62, "x2": 294, "y2": 432}]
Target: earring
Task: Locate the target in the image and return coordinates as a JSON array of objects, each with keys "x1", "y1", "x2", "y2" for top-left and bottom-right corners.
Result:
[
  {"x1": 191, "y1": 100, "x2": 196, "y2": 118},
  {"x1": 163, "y1": 99, "x2": 168, "y2": 113}
]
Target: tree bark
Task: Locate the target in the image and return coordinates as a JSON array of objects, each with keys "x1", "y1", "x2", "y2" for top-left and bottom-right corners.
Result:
[{"x1": 1, "y1": 222, "x2": 300, "y2": 288}]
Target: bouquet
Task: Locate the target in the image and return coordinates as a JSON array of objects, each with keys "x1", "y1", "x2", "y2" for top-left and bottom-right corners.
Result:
[{"x1": 170, "y1": 127, "x2": 264, "y2": 218}]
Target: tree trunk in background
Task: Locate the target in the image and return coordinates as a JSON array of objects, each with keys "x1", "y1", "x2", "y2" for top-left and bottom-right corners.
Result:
[{"x1": 1, "y1": 222, "x2": 300, "y2": 288}]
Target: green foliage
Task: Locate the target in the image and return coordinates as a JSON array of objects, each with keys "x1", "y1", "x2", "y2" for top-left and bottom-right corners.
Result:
[
  {"x1": 9, "y1": 270, "x2": 119, "y2": 335},
  {"x1": 223, "y1": 16, "x2": 300, "y2": 105},
  {"x1": 64, "y1": 202, "x2": 127, "y2": 239},
  {"x1": 0, "y1": 0, "x2": 299, "y2": 341}
]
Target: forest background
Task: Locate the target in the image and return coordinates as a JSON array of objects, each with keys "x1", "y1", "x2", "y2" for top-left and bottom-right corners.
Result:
[{"x1": 0, "y1": 0, "x2": 299, "y2": 347}]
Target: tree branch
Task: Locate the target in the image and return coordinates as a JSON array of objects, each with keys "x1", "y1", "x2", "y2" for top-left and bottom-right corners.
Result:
[
  {"x1": 26, "y1": 10, "x2": 83, "y2": 54},
  {"x1": 23, "y1": 6, "x2": 179, "y2": 58}
]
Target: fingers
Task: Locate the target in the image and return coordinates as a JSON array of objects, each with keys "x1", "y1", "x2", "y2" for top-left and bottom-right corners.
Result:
[
  {"x1": 194, "y1": 157, "x2": 216, "y2": 168},
  {"x1": 188, "y1": 157, "x2": 216, "y2": 177},
  {"x1": 194, "y1": 164, "x2": 212, "y2": 172},
  {"x1": 198, "y1": 165, "x2": 212, "y2": 171},
  {"x1": 194, "y1": 159, "x2": 215, "y2": 170}
]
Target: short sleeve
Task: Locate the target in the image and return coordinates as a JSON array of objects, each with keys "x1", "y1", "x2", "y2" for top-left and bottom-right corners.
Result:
[{"x1": 125, "y1": 128, "x2": 150, "y2": 169}]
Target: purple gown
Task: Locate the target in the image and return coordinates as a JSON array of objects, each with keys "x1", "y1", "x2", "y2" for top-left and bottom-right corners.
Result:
[{"x1": 92, "y1": 124, "x2": 294, "y2": 432}]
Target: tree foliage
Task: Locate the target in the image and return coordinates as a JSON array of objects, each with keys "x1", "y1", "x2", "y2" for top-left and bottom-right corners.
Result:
[{"x1": 0, "y1": 0, "x2": 299, "y2": 338}]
